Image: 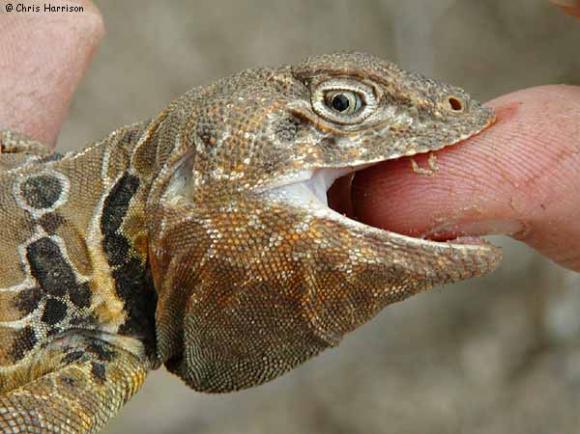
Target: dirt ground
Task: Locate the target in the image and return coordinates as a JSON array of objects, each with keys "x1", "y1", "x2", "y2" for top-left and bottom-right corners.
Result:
[{"x1": 54, "y1": 1, "x2": 580, "y2": 433}]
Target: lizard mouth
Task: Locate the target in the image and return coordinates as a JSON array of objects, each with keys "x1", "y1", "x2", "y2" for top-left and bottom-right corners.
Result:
[{"x1": 267, "y1": 160, "x2": 488, "y2": 248}]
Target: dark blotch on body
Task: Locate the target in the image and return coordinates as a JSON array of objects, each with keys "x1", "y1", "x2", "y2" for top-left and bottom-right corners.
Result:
[
  {"x1": 20, "y1": 174, "x2": 63, "y2": 210},
  {"x1": 102, "y1": 233, "x2": 130, "y2": 265},
  {"x1": 100, "y1": 173, "x2": 140, "y2": 252},
  {"x1": 11, "y1": 326, "x2": 37, "y2": 359},
  {"x1": 26, "y1": 237, "x2": 77, "y2": 297},
  {"x1": 41, "y1": 298, "x2": 68, "y2": 325},
  {"x1": 69, "y1": 282, "x2": 92, "y2": 308},
  {"x1": 100, "y1": 173, "x2": 158, "y2": 358},
  {"x1": 114, "y1": 261, "x2": 158, "y2": 357},
  {"x1": 14, "y1": 286, "x2": 42, "y2": 315}
]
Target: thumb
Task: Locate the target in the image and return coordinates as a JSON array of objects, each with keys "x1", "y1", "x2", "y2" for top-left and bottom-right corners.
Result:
[{"x1": 0, "y1": 0, "x2": 104, "y2": 146}]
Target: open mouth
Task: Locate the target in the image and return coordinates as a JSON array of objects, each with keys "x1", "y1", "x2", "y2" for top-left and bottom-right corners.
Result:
[{"x1": 268, "y1": 159, "x2": 489, "y2": 248}]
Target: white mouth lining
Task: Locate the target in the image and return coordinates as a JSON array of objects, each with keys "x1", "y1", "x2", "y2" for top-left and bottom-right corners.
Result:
[{"x1": 267, "y1": 164, "x2": 373, "y2": 210}]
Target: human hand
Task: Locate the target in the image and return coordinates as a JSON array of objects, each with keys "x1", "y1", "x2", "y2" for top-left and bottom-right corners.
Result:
[
  {"x1": 550, "y1": 0, "x2": 580, "y2": 18},
  {"x1": 352, "y1": 85, "x2": 580, "y2": 271},
  {"x1": 0, "y1": 0, "x2": 103, "y2": 146}
]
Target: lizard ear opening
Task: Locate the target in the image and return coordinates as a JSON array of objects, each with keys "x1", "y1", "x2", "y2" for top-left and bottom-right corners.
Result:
[{"x1": 160, "y1": 153, "x2": 195, "y2": 204}]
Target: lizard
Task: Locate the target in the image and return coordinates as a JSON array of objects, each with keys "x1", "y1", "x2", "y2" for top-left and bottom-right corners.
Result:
[{"x1": 0, "y1": 51, "x2": 500, "y2": 433}]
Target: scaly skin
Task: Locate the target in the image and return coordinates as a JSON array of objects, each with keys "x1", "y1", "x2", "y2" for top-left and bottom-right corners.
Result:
[{"x1": 0, "y1": 52, "x2": 500, "y2": 433}]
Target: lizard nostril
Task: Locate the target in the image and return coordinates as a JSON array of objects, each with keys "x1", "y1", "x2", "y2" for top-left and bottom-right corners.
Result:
[{"x1": 447, "y1": 96, "x2": 465, "y2": 112}]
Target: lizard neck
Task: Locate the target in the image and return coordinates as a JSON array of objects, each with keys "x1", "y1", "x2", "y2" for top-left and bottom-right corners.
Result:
[
  {"x1": 86, "y1": 121, "x2": 162, "y2": 362},
  {"x1": 93, "y1": 102, "x2": 193, "y2": 365},
  {"x1": 0, "y1": 112, "x2": 184, "y2": 382}
]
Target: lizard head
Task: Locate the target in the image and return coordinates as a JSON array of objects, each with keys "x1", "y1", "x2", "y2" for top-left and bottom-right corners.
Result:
[{"x1": 147, "y1": 52, "x2": 500, "y2": 393}]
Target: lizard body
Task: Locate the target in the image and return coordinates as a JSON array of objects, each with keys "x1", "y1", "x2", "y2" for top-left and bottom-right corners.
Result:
[{"x1": 0, "y1": 52, "x2": 499, "y2": 433}]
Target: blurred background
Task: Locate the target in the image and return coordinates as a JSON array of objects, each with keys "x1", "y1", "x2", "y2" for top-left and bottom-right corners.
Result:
[{"x1": 57, "y1": 0, "x2": 580, "y2": 432}]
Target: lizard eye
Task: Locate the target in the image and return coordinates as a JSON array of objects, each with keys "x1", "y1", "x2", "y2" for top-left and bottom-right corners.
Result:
[{"x1": 312, "y1": 79, "x2": 377, "y2": 125}]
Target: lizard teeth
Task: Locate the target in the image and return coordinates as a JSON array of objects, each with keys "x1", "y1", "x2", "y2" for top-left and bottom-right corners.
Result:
[
  {"x1": 268, "y1": 167, "x2": 355, "y2": 207},
  {"x1": 304, "y1": 168, "x2": 353, "y2": 205}
]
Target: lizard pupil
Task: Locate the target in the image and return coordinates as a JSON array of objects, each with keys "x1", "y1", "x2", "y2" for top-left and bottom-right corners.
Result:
[{"x1": 331, "y1": 94, "x2": 350, "y2": 112}]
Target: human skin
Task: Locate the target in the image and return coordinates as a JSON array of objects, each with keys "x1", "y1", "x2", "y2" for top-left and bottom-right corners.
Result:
[
  {"x1": 1, "y1": 1, "x2": 579, "y2": 271},
  {"x1": 550, "y1": 0, "x2": 580, "y2": 18},
  {"x1": 0, "y1": 0, "x2": 103, "y2": 145}
]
